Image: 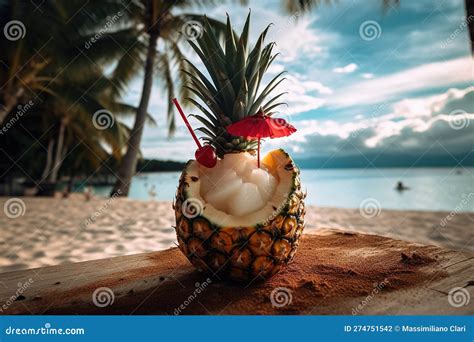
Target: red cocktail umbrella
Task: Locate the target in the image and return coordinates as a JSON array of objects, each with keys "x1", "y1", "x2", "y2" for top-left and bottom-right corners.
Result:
[{"x1": 226, "y1": 109, "x2": 296, "y2": 167}]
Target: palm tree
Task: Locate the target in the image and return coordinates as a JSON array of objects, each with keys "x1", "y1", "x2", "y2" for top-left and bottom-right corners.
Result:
[
  {"x1": 284, "y1": 0, "x2": 473, "y2": 52},
  {"x1": 466, "y1": 0, "x2": 474, "y2": 52},
  {"x1": 0, "y1": 0, "x2": 135, "y2": 123},
  {"x1": 104, "y1": 0, "x2": 226, "y2": 196},
  {"x1": 0, "y1": 1, "x2": 153, "y2": 193},
  {"x1": 35, "y1": 63, "x2": 158, "y2": 190},
  {"x1": 0, "y1": 0, "x2": 64, "y2": 123},
  {"x1": 38, "y1": 77, "x2": 126, "y2": 184},
  {"x1": 282, "y1": 0, "x2": 399, "y2": 13}
]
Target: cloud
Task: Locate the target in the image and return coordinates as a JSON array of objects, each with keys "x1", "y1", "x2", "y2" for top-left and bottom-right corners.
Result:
[
  {"x1": 328, "y1": 57, "x2": 473, "y2": 108},
  {"x1": 141, "y1": 125, "x2": 197, "y2": 161},
  {"x1": 143, "y1": 84, "x2": 473, "y2": 162},
  {"x1": 267, "y1": 16, "x2": 341, "y2": 64},
  {"x1": 277, "y1": 73, "x2": 331, "y2": 115},
  {"x1": 287, "y1": 119, "x2": 472, "y2": 161},
  {"x1": 271, "y1": 86, "x2": 474, "y2": 159},
  {"x1": 136, "y1": 0, "x2": 472, "y2": 165},
  {"x1": 267, "y1": 63, "x2": 285, "y2": 75},
  {"x1": 333, "y1": 63, "x2": 358, "y2": 73},
  {"x1": 141, "y1": 87, "x2": 474, "y2": 163},
  {"x1": 204, "y1": 3, "x2": 339, "y2": 64}
]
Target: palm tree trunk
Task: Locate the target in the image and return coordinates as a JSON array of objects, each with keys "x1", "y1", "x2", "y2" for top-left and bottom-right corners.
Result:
[
  {"x1": 0, "y1": 87, "x2": 25, "y2": 124},
  {"x1": 67, "y1": 172, "x2": 75, "y2": 193},
  {"x1": 111, "y1": 31, "x2": 159, "y2": 197},
  {"x1": 466, "y1": 0, "x2": 474, "y2": 53},
  {"x1": 40, "y1": 139, "x2": 54, "y2": 181},
  {"x1": 49, "y1": 118, "x2": 66, "y2": 183},
  {"x1": 35, "y1": 138, "x2": 54, "y2": 195}
]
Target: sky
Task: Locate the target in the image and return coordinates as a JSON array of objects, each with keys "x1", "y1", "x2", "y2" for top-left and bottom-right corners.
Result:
[{"x1": 124, "y1": 0, "x2": 473, "y2": 166}]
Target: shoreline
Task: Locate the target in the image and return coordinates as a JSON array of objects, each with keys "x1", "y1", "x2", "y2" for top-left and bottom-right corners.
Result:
[
  {"x1": 74, "y1": 194, "x2": 474, "y2": 214},
  {"x1": 0, "y1": 197, "x2": 472, "y2": 273}
]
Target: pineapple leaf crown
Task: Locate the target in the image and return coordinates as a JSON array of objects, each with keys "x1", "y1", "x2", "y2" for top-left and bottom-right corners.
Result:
[{"x1": 183, "y1": 12, "x2": 286, "y2": 157}]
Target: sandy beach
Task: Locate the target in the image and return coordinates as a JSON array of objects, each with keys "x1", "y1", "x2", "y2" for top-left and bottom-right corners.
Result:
[
  {"x1": 0, "y1": 196, "x2": 472, "y2": 273},
  {"x1": 4, "y1": 231, "x2": 472, "y2": 315}
]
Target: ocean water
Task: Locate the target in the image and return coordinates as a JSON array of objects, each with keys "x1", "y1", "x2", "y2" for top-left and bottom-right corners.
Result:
[{"x1": 93, "y1": 167, "x2": 474, "y2": 212}]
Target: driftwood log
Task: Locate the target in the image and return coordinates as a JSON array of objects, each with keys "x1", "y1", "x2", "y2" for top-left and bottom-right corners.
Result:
[{"x1": 0, "y1": 231, "x2": 472, "y2": 315}]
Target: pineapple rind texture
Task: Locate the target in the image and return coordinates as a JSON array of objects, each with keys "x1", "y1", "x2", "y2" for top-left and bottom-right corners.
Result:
[{"x1": 173, "y1": 149, "x2": 305, "y2": 282}]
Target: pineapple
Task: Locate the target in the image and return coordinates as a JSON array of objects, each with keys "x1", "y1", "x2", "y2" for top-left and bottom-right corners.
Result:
[{"x1": 173, "y1": 13, "x2": 305, "y2": 282}]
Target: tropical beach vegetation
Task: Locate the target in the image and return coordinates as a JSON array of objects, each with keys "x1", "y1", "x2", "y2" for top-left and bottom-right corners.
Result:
[
  {"x1": 4, "y1": 0, "x2": 471, "y2": 197},
  {"x1": 0, "y1": 1, "x2": 246, "y2": 196},
  {"x1": 0, "y1": 0, "x2": 473, "y2": 328}
]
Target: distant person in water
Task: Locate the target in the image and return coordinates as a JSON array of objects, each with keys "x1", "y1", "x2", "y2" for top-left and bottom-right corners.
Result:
[
  {"x1": 396, "y1": 181, "x2": 409, "y2": 191},
  {"x1": 148, "y1": 184, "x2": 157, "y2": 199}
]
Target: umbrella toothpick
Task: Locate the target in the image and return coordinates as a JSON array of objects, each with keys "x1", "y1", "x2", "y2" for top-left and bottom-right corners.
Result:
[{"x1": 258, "y1": 137, "x2": 260, "y2": 168}]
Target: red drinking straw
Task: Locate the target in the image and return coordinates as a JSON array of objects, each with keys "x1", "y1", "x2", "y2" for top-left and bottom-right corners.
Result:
[{"x1": 172, "y1": 98, "x2": 202, "y2": 148}]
